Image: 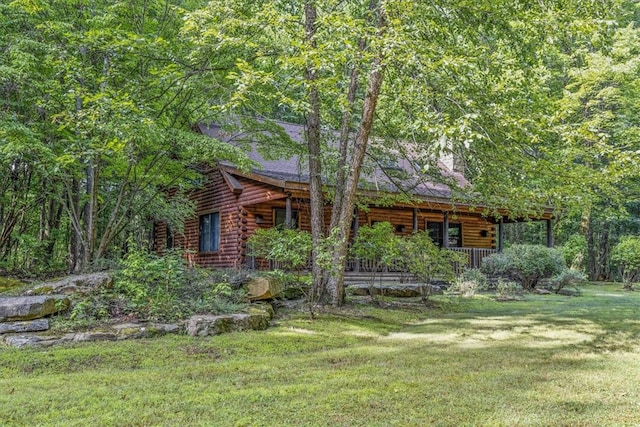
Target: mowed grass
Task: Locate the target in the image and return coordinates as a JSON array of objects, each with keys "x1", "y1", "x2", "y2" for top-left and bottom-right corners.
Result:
[{"x1": 1, "y1": 283, "x2": 640, "y2": 426}]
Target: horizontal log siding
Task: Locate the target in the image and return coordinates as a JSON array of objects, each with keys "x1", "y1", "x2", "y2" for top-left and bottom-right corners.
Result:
[
  {"x1": 154, "y1": 221, "x2": 168, "y2": 252},
  {"x1": 156, "y1": 167, "x2": 498, "y2": 269},
  {"x1": 163, "y1": 170, "x2": 289, "y2": 269}
]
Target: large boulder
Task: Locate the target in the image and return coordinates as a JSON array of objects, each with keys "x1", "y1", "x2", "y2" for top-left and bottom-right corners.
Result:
[
  {"x1": 187, "y1": 306, "x2": 271, "y2": 337},
  {"x1": 27, "y1": 272, "x2": 112, "y2": 296},
  {"x1": 246, "y1": 276, "x2": 284, "y2": 301},
  {"x1": 0, "y1": 295, "x2": 70, "y2": 322}
]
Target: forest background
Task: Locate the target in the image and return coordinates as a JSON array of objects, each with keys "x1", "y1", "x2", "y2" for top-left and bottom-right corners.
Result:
[{"x1": 1, "y1": 0, "x2": 639, "y2": 297}]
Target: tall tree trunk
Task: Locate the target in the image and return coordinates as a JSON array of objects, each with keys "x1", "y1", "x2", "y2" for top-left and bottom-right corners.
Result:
[
  {"x1": 325, "y1": 3, "x2": 387, "y2": 305},
  {"x1": 304, "y1": 0, "x2": 327, "y2": 303},
  {"x1": 329, "y1": 40, "x2": 364, "y2": 232}
]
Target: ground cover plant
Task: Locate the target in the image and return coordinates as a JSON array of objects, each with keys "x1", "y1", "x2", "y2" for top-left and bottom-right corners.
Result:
[{"x1": 1, "y1": 283, "x2": 640, "y2": 426}]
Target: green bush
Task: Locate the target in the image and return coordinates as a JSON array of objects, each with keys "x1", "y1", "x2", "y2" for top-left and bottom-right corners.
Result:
[
  {"x1": 68, "y1": 247, "x2": 247, "y2": 323},
  {"x1": 560, "y1": 234, "x2": 587, "y2": 270},
  {"x1": 481, "y1": 244, "x2": 567, "y2": 290},
  {"x1": 350, "y1": 222, "x2": 404, "y2": 297},
  {"x1": 495, "y1": 279, "x2": 523, "y2": 300},
  {"x1": 248, "y1": 227, "x2": 312, "y2": 272},
  {"x1": 611, "y1": 235, "x2": 640, "y2": 290},
  {"x1": 448, "y1": 268, "x2": 488, "y2": 297},
  {"x1": 401, "y1": 232, "x2": 468, "y2": 301},
  {"x1": 547, "y1": 269, "x2": 586, "y2": 293}
]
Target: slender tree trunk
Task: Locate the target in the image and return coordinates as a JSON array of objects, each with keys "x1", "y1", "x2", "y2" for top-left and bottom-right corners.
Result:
[
  {"x1": 304, "y1": 0, "x2": 327, "y2": 303},
  {"x1": 599, "y1": 223, "x2": 610, "y2": 281},
  {"x1": 67, "y1": 178, "x2": 85, "y2": 273},
  {"x1": 79, "y1": 153, "x2": 99, "y2": 269},
  {"x1": 329, "y1": 41, "x2": 364, "y2": 232}
]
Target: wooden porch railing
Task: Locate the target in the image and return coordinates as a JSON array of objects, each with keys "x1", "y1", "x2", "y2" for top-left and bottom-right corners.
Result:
[
  {"x1": 448, "y1": 247, "x2": 498, "y2": 269},
  {"x1": 253, "y1": 247, "x2": 498, "y2": 276},
  {"x1": 446, "y1": 247, "x2": 498, "y2": 276}
]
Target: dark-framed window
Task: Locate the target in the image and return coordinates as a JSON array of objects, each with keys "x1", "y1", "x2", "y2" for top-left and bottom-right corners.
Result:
[
  {"x1": 199, "y1": 212, "x2": 220, "y2": 252},
  {"x1": 274, "y1": 208, "x2": 299, "y2": 229},
  {"x1": 427, "y1": 221, "x2": 462, "y2": 248}
]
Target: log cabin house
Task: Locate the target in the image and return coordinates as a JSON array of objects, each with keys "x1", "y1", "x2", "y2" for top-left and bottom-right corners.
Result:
[{"x1": 154, "y1": 121, "x2": 553, "y2": 277}]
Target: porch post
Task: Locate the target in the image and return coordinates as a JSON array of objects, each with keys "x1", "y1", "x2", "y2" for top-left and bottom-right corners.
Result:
[
  {"x1": 546, "y1": 218, "x2": 554, "y2": 248},
  {"x1": 498, "y1": 218, "x2": 504, "y2": 252},
  {"x1": 285, "y1": 195, "x2": 292, "y2": 229},
  {"x1": 412, "y1": 208, "x2": 418, "y2": 233},
  {"x1": 353, "y1": 207, "x2": 360, "y2": 273},
  {"x1": 443, "y1": 212, "x2": 450, "y2": 249}
]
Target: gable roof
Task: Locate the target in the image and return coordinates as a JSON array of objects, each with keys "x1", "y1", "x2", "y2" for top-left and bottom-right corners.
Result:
[{"x1": 198, "y1": 121, "x2": 469, "y2": 202}]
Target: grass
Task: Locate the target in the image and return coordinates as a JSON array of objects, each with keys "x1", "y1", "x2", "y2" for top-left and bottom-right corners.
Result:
[{"x1": 2, "y1": 283, "x2": 640, "y2": 426}]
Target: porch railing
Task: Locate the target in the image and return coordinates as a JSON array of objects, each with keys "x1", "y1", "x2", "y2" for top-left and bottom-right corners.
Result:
[
  {"x1": 448, "y1": 247, "x2": 498, "y2": 270},
  {"x1": 253, "y1": 247, "x2": 498, "y2": 275}
]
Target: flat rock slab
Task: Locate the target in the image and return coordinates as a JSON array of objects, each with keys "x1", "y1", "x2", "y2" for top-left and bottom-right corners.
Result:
[
  {"x1": 112, "y1": 322, "x2": 181, "y2": 340},
  {"x1": 0, "y1": 319, "x2": 49, "y2": 334},
  {"x1": 347, "y1": 284, "x2": 443, "y2": 298},
  {"x1": 2, "y1": 334, "x2": 74, "y2": 348},
  {"x1": 1, "y1": 322, "x2": 181, "y2": 348},
  {"x1": 0, "y1": 295, "x2": 70, "y2": 322}
]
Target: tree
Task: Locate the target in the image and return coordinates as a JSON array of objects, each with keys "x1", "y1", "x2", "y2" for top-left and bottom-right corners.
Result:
[
  {"x1": 0, "y1": 0, "x2": 249, "y2": 273},
  {"x1": 552, "y1": 19, "x2": 640, "y2": 280},
  {"x1": 611, "y1": 236, "x2": 640, "y2": 290},
  {"x1": 182, "y1": 0, "x2": 624, "y2": 305}
]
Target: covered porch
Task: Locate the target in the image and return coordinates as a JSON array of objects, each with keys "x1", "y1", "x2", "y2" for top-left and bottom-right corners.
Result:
[{"x1": 254, "y1": 196, "x2": 554, "y2": 277}]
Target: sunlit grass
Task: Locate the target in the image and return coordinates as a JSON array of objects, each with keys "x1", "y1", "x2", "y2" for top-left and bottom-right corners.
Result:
[{"x1": 1, "y1": 283, "x2": 640, "y2": 426}]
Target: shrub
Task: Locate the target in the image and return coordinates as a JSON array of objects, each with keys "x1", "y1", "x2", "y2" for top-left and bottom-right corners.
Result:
[
  {"x1": 560, "y1": 234, "x2": 587, "y2": 270},
  {"x1": 547, "y1": 269, "x2": 586, "y2": 293},
  {"x1": 481, "y1": 244, "x2": 566, "y2": 290},
  {"x1": 495, "y1": 279, "x2": 523, "y2": 301},
  {"x1": 248, "y1": 227, "x2": 313, "y2": 303},
  {"x1": 401, "y1": 232, "x2": 468, "y2": 301},
  {"x1": 115, "y1": 247, "x2": 191, "y2": 319},
  {"x1": 350, "y1": 222, "x2": 404, "y2": 298},
  {"x1": 448, "y1": 268, "x2": 488, "y2": 298},
  {"x1": 611, "y1": 235, "x2": 640, "y2": 290},
  {"x1": 68, "y1": 246, "x2": 247, "y2": 324},
  {"x1": 248, "y1": 227, "x2": 312, "y2": 272}
]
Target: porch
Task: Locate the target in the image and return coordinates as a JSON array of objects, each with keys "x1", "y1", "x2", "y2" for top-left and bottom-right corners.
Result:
[
  {"x1": 262, "y1": 246, "x2": 498, "y2": 281},
  {"x1": 345, "y1": 247, "x2": 498, "y2": 274}
]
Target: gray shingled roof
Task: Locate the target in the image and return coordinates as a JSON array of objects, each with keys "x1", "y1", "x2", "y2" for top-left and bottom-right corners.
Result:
[{"x1": 198, "y1": 121, "x2": 468, "y2": 201}]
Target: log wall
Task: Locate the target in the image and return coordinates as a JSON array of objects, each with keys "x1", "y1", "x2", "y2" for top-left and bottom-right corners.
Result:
[
  {"x1": 156, "y1": 168, "x2": 289, "y2": 269},
  {"x1": 155, "y1": 167, "x2": 498, "y2": 269}
]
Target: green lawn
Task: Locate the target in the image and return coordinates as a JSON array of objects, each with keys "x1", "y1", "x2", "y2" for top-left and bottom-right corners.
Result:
[{"x1": 2, "y1": 283, "x2": 640, "y2": 426}]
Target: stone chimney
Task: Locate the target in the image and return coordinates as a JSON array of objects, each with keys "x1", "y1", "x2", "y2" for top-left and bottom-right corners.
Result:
[{"x1": 441, "y1": 150, "x2": 466, "y2": 176}]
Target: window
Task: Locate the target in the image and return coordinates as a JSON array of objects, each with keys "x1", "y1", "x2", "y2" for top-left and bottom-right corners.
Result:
[
  {"x1": 199, "y1": 212, "x2": 220, "y2": 252},
  {"x1": 427, "y1": 221, "x2": 462, "y2": 248},
  {"x1": 274, "y1": 208, "x2": 299, "y2": 229}
]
